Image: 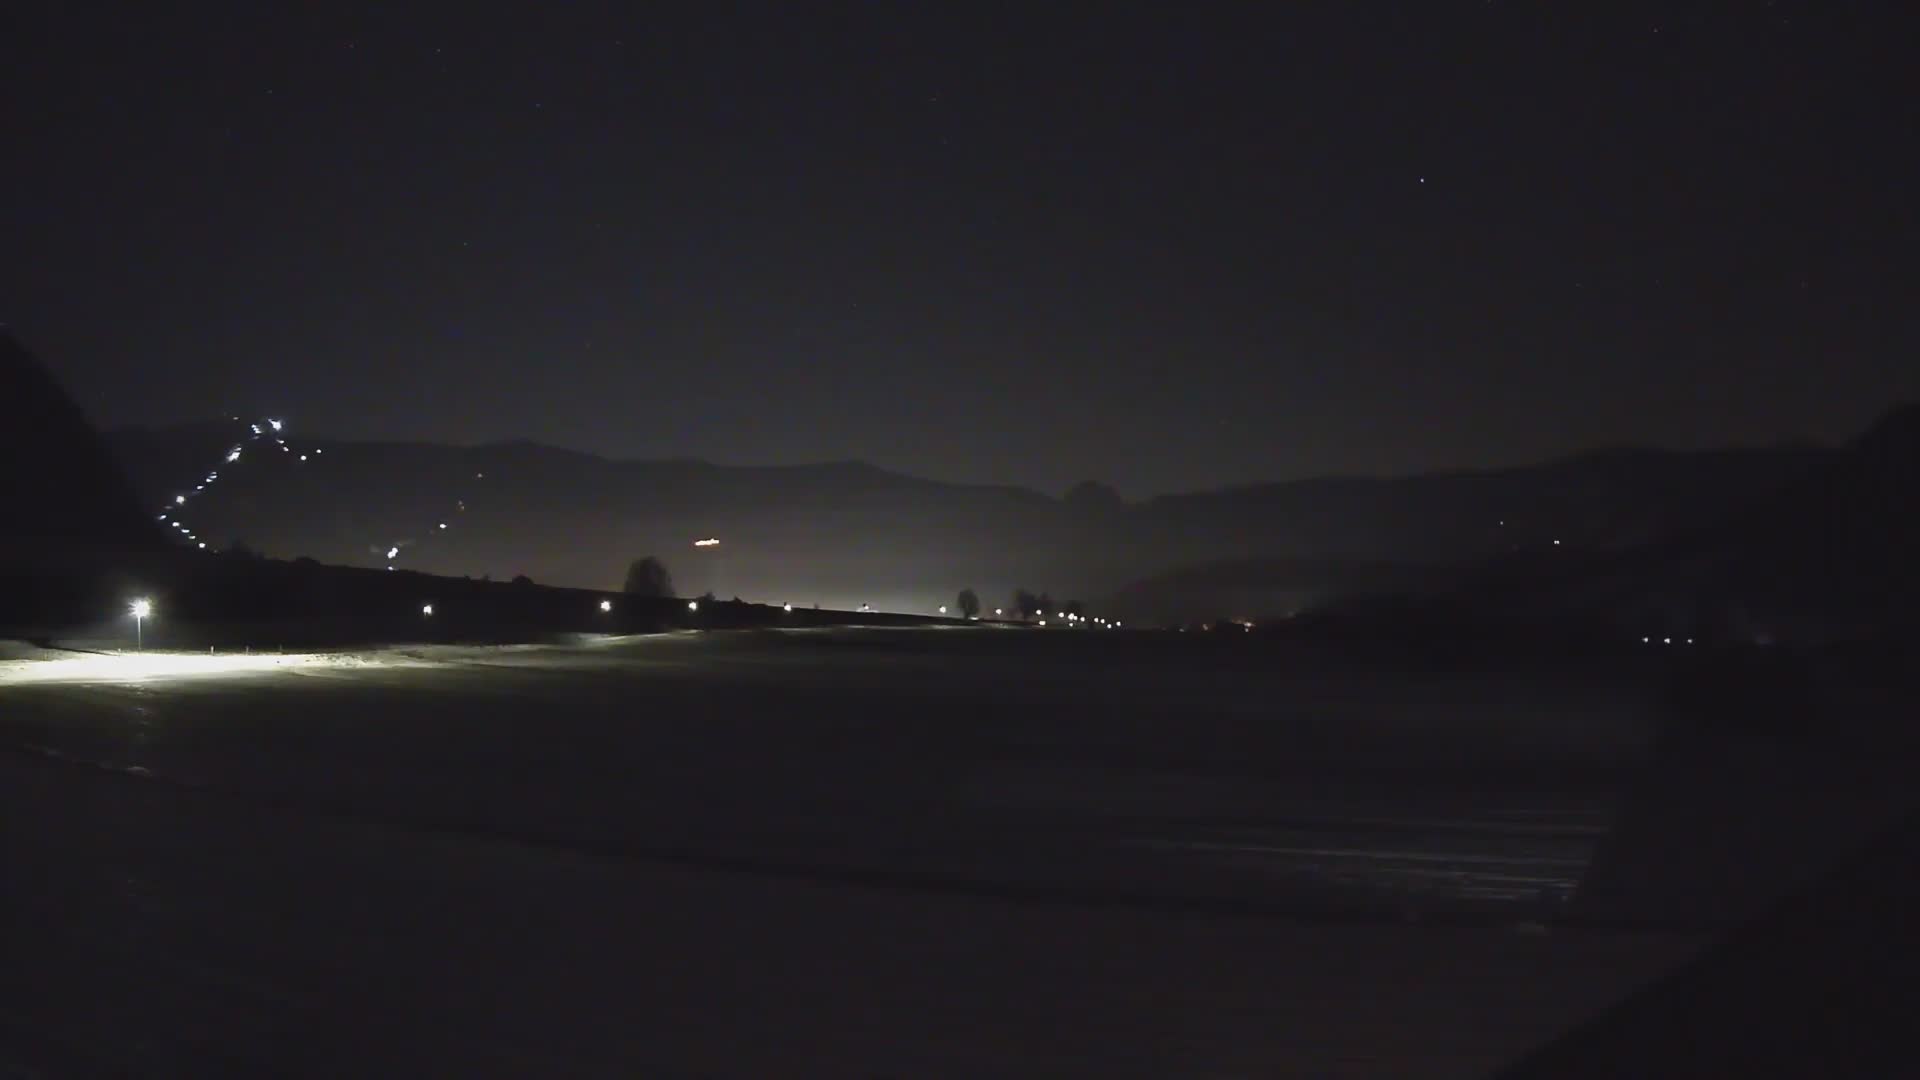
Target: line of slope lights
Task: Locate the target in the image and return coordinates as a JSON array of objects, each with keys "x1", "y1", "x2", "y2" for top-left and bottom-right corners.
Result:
[
  {"x1": 154, "y1": 412, "x2": 485, "y2": 575},
  {"x1": 155, "y1": 416, "x2": 322, "y2": 553},
  {"x1": 376, "y1": 464, "x2": 486, "y2": 573}
]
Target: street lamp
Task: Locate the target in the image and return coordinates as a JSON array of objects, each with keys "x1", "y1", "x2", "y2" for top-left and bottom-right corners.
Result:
[
  {"x1": 421, "y1": 603, "x2": 434, "y2": 617},
  {"x1": 599, "y1": 599, "x2": 613, "y2": 613},
  {"x1": 687, "y1": 600, "x2": 700, "y2": 612},
  {"x1": 129, "y1": 598, "x2": 152, "y2": 650}
]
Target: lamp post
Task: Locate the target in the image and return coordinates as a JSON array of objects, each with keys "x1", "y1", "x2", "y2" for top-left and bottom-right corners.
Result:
[{"x1": 129, "y1": 598, "x2": 152, "y2": 650}]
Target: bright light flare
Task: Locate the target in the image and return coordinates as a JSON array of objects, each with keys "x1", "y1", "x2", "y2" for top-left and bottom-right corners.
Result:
[
  {"x1": 599, "y1": 599, "x2": 613, "y2": 612},
  {"x1": 782, "y1": 603, "x2": 793, "y2": 612},
  {"x1": 687, "y1": 600, "x2": 700, "y2": 612},
  {"x1": 421, "y1": 603, "x2": 434, "y2": 616},
  {"x1": 0, "y1": 651, "x2": 326, "y2": 686},
  {"x1": 693, "y1": 537, "x2": 720, "y2": 547},
  {"x1": 129, "y1": 598, "x2": 152, "y2": 619},
  {"x1": 174, "y1": 495, "x2": 186, "y2": 505},
  {"x1": 268, "y1": 418, "x2": 283, "y2": 431},
  {"x1": 938, "y1": 605, "x2": 947, "y2": 614}
]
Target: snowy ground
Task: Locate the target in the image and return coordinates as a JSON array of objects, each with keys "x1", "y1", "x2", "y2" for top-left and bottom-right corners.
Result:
[{"x1": 2, "y1": 629, "x2": 1696, "y2": 1074}]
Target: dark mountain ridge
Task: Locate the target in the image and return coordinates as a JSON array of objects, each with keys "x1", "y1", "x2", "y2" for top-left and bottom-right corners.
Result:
[{"x1": 105, "y1": 418, "x2": 1836, "y2": 618}]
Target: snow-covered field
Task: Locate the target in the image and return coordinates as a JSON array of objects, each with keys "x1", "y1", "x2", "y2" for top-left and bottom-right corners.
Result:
[{"x1": 2, "y1": 629, "x2": 1693, "y2": 1074}]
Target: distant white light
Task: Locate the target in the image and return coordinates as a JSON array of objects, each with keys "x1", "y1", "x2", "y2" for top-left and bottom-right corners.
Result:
[
  {"x1": 1553, "y1": 539, "x2": 1562, "y2": 546},
  {"x1": 299, "y1": 455, "x2": 307, "y2": 461},
  {"x1": 1038, "y1": 619, "x2": 1047, "y2": 626},
  {"x1": 314, "y1": 449, "x2": 322, "y2": 455},
  {"x1": 227, "y1": 448, "x2": 242, "y2": 462},
  {"x1": 1642, "y1": 636, "x2": 1651, "y2": 643},
  {"x1": 687, "y1": 600, "x2": 699, "y2": 612},
  {"x1": 475, "y1": 472, "x2": 483, "y2": 479},
  {"x1": 1663, "y1": 637, "x2": 1672, "y2": 645},
  {"x1": 386, "y1": 546, "x2": 400, "y2": 560},
  {"x1": 693, "y1": 537, "x2": 720, "y2": 547},
  {"x1": 1686, "y1": 638, "x2": 1695, "y2": 645},
  {"x1": 129, "y1": 598, "x2": 152, "y2": 619},
  {"x1": 421, "y1": 603, "x2": 434, "y2": 616},
  {"x1": 1116, "y1": 622, "x2": 1123, "y2": 628},
  {"x1": 175, "y1": 495, "x2": 186, "y2": 505},
  {"x1": 994, "y1": 608, "x2": 1003, "y2": 616},
  {"x1": 599, "y1": 599, "x2": 612, "y2": 612},
  {"x1": 250, "y1": 424, "x2": 261, "y2": 435},
  {"x1": 938, "y1": 605, "x2": 947, "y2": 614},
  {"x1": 197, "y1": 542, "x2": 206, "y2": 549},
  {"x1": 268, "y1": 418, "x2": 283, "y2": 431},
  {"x1": 438, "y1": 523, "x2": 447, "y2": 530},
  {"x1": 782, "y1": 603, "x2": 793, "y2": 612}
]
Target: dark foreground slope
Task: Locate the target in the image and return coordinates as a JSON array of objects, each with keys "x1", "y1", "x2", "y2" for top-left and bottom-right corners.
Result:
[
  {"x1": 1503, "y1": 804, "x2": 1920, "y2": 1077},
  {"x1": 0, "y1": 332, "x2": 169, "y2": 624},
  {"x1": 0, "y1": 332, "x2": 161, "y2": 564}
]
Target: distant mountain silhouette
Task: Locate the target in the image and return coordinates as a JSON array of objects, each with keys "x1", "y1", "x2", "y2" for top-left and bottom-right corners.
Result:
[
  {"x1": 0, "y1": 332, "x2": 162, "y2": 569},
  {"x1": 103, "y1": 422, "x2": 1836, "y2": 617}
]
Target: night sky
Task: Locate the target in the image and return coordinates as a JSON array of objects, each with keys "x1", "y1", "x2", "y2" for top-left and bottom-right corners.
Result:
[{"x1": 7, "y1": 2, "x2": 1915, "y2": 496}]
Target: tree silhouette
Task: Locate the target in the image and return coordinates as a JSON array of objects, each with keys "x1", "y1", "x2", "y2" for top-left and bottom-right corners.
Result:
[
  {"x1": 957, "y1": 587, "x2": 980, "y2": 619},
  {"x1": 1012, "y1": 589, "x2": 1041, "y2": 618},
  {"x1": 624, "y1": 555, "x2": 674, "y2": 597}
]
